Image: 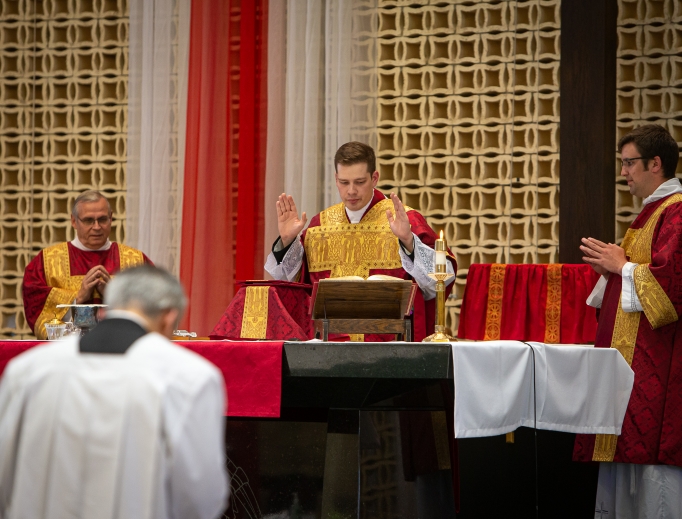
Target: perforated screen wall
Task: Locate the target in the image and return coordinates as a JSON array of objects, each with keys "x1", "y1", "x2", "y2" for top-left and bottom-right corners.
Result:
[
  {"x1": 615, "y1": 0, "x2": 682, "y2": 242},
  {"x1": 0, "y1": 0, "x2": 129, "y2": 338},
  {"x1": 370, "y1": 1, "x2": 561, "y2": 332}
]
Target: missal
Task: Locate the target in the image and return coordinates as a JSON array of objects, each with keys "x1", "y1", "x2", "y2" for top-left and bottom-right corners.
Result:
[{"x1": 321, "y1": 274, "x2": 404, "y2": 282}]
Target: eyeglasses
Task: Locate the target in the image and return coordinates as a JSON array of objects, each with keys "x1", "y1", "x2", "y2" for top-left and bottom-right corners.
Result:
[
  {"x1": 77, "y1": 215, "x2": 111, "y2": 227},
  {"x1": 619, "y1": 156, "x2": 649, "y2": 169}
]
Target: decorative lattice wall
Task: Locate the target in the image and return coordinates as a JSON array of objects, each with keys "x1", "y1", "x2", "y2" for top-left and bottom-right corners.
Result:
[
  {"x1": 0, "y1": 0, "x2": 129, "y2": 338},
  {"x1": 370, "y1": 0, "x2": 561, "y2": 332},
  {"x1": 615, "y1": 0, "x2": 682, "y2": 241}
]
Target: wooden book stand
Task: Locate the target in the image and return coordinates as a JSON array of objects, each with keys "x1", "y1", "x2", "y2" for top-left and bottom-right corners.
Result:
[{"x1": 310, "y1": 278, "x2": 417, "y2": 341}]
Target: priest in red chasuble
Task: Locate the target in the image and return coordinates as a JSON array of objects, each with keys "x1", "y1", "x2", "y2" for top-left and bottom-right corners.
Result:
[
  {"x1": 264, "y1": 142, "x2": 457, "y2": 341},
  {"x1": 23, "y1": 190, "x2": 151, "y2": 339},
  {"x1": 573, "y1": 124, "x2": 682, "y2": 517}
]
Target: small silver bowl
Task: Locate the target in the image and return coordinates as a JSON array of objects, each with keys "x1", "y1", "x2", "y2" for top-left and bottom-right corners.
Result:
[{"x1": 56, "y1": 304, "x2": 107, "y2": 332}]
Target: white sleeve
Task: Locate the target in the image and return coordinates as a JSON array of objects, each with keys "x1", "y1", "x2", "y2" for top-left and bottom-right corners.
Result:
[
  {"x1": 586, "y1": 275, "x2": 608, "y2": 308},
  {"x1": 399, "y1": 233, "x2": 455, "y2": 301},
  {"x1": 620, "y1": 262, "x2": 643, "y2": 313},
  {"x1": 264, "y1": 238, "x2": 304, "y2": 281},
  {"x1": 168, "y1": 374, "x2": 229, "y2": 519},
  {"x1": 0, "y1": 367, "x2": 22, "y2": 516}
]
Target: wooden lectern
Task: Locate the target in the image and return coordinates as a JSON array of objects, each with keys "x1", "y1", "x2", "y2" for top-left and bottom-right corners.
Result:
[{"x1": 310, "y1": 278, "x2": 417, "y2": 341}]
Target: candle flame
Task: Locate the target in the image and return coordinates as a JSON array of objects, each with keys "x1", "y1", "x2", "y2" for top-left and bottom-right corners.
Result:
[{"x1": 440, "y1": 230, "x2": 443, "y2": 240}]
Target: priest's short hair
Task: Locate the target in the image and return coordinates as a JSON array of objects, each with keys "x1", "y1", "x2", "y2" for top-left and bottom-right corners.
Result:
[{"x1": 105, "y1": 265, "x2": 187, "y2": 319}]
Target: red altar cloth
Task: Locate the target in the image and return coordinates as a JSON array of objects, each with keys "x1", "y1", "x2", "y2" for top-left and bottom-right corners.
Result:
[
  {"x1": 458, "y1": 264, "x2": 600, "y2": 344},
  {"x1": 212, "y1": 281, "x2": 314, "y2": 340},
  {"x1": 0, "y1": 340, "x2": 283, "y2": 418}
]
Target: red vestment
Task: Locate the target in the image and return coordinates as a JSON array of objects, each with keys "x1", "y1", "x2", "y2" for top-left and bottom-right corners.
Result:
[
  {"x1": 23, "y1": 242, "x2": 151, "y2": 339},
  {"x1": 299, "y1": 189, "x2": 456, "y2": 342},
  {"x1": 574, "y1": 193, "x2": 682, "y2": 466}
]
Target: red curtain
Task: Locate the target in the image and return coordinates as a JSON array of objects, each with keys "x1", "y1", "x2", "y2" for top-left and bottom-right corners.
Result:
[
  {"x1": 180, "y1": 0, "x2": 268, "y2": 334},
  {"x1": 236, "y1": 1, "x2": 268, "y2": 282}
]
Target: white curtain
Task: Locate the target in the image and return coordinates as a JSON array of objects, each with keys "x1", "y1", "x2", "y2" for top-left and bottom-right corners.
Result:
[
  {"x1": 264, "y1": 0, "x2": 288, "y2": 262},
  {"x1": 272, "y1": 0, "x2": 378, "y2": 234},
  {"x1": 127, "y1": 0, "x2": 191, "y2": 274}
]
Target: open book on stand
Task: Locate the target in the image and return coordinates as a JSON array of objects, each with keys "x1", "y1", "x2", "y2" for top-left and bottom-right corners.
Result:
[
  {"x1": 326, "y1": 274, "x2": 405, "y2": 282},
  {"x1": 310, "y1": 276, "x2": 417, "y2": 321}
]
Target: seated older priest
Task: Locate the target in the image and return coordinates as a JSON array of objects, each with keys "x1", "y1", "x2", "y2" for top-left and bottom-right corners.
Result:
[
  {"x1": 265, "y1": 142, "x2": 456, "y2": 341},
  {"x1": 23, "y1": 190, "x2": 151, "y2": 339}
]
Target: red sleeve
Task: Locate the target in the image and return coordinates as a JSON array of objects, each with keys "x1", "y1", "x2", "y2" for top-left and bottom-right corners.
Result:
[
  {"x1": 22, "y1": 251, "x2": 52, "y2": 333},
  {"x1": 646, "y1": 203, "x2": 682, "y2": 315}
]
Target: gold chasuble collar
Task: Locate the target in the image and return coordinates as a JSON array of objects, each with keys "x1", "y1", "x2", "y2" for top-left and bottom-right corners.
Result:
[
  {"x1": 593, "y1": 193, "x2": 682, "y2": 462},
  {"x1": 304, "y1": 198, "x2": 410, "y2": 279}
]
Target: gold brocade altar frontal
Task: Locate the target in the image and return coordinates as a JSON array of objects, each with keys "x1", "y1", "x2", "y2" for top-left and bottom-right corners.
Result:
[
  {"x1": 241, "y1": 286, "x2": 269, "y2": 339},
  {"x1": 305, "y1": 199, "x2": 411, "y2": 279},
  {"x1": 592, "y1": 194, "x2": 682, "y2": 462}
]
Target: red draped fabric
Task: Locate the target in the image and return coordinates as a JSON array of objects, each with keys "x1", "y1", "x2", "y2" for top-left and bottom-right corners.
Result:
[
  {"x1": 458, "y1": 264, "x2": 600, "y2": 344},
  {"x1": 0, "y1": 340, "x2": 283, "y2": 418},
  {"x1": 211, "y1": 282, "x2": 314, "y2": 340},
  {"x1": 180, "y1": 0, "x2": 268, "y2": 335},
  {"x1": 236, "y1": 1, "x2": 268, "y2": 282}
]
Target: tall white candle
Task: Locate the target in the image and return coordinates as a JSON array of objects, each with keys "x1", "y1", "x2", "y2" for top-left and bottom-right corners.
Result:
[{"x1": 435, "y1": 230, "x2": 446, "y2": 265}]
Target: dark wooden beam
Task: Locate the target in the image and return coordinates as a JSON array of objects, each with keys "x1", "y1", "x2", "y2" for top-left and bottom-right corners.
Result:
[{"x1": 559, "y1": 0, "x2": 617, "y2": 263}]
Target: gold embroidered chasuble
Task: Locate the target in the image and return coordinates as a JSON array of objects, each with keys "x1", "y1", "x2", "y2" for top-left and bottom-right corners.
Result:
[
  {"x1": 31, "y1": 243, "x2": 144, "y2": 339},
  {"x1": 304, "y1": 198, "x2": 410, "y2": 278},
  {"x1": 592, "y1": 193, "x2": 682, "y2": 462},
  {"x1": 303, "y1": 198, "x2": 413, "y2": 342}
]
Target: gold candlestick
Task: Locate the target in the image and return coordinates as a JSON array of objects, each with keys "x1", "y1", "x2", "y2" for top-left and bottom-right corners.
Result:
[{"x1": 423, "y1": 233, "x2": 455, "y2": 342}]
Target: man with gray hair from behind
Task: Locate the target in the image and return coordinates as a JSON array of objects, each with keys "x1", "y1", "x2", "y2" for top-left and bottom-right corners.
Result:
[{"x1": 0, "y1": 265, "x2": 230, "y2": 519}]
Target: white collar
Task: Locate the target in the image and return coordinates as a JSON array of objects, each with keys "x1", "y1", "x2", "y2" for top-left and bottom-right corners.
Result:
[
  {"x1": 71, "y1": 236, "x2": 112, "y2": 251},
  {"x1": 643, "y1": 178, "x2": 682, "y2": 206},
  {"x1": 104, "y1": 309, "x2": 150, "y2": 330},
  {"x1": 345, "y1": 192, "x2": 384, "y2": 224}
]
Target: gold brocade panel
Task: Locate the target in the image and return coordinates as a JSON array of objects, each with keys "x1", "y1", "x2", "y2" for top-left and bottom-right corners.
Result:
[
  {"x1": 305, "y1": 199, "x2": 403, "y2": 278},
  {"x1": 543, "y1": 263, "x2": 562, "y2": 344},
  {"x1": 241, "y1": 286, "x2": 269, "y2": 339},
  {"x1": 483, "y1": 263, "x2": 506, "y2": 341}
]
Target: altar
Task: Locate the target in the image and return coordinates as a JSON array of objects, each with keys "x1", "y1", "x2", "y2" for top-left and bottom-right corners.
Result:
[{"x1": 0, "y1": 340, "x2": 632, "y2": 519}]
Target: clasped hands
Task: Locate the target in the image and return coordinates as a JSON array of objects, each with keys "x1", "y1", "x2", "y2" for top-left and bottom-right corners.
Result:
[
  {"x1": 77, "y1": 265, "x2": 110, "y2": 304},
  {"x1": 580, "y1": 237, "x2": 627, "y2": 277},
  {"x1": 276, "y1": 192, "x2": 414, "y2": 252}
]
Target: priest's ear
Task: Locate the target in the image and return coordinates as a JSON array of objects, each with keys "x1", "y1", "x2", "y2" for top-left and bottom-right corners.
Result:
[
  {"x1": 157, "y1": 308, "x2": 181, "y2": 338},
  {"x1": 371, "y1": 170, "x2": 380, "y2": 187}
]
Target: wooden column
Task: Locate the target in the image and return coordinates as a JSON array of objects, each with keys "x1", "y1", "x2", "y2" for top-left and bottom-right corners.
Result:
[{"x1": 559, "y1": 0, "x2": 618, "y2": 263}]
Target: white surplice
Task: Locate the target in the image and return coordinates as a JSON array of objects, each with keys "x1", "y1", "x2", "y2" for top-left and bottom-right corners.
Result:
[{"x1": 0, "y1": 334, "x2": 229, "y2": 519}]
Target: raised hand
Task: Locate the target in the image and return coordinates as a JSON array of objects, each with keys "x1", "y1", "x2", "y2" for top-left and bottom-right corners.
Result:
[
  {"x1": 580, "y1": 237, "x2": 627, "y2": 276},
  {"x1": 76, "y1": 265, "x2": 110, "y2": 303},
  {"x1": 386, "y1": 192, "x2": 414, "y2": 252},
  {"x1": 277, "y1": 193, "x2": 307, "y2": 247}
]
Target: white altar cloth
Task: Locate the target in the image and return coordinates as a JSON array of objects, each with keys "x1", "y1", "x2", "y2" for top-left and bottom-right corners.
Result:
[{"x1": 451, "y1": 341, "x2": 634, "y2": 439}]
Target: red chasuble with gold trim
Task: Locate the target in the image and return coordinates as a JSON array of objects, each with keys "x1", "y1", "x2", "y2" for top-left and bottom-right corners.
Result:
[
  {"x1": 22, "y1": 242, "x2": 151, "y2": 339},
  {"x1": 574, "y1": 193, "x2": 682, "y2": 466},
  {"x1": 299, "y1": 189, "x2": 457, "y2": 342}
]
